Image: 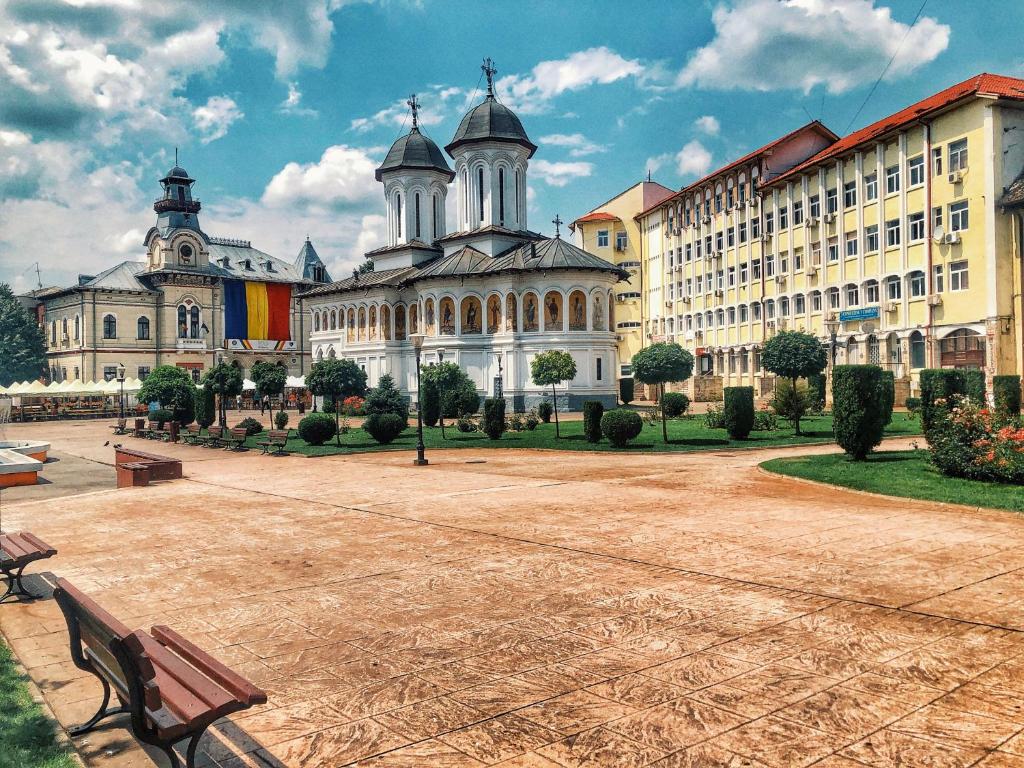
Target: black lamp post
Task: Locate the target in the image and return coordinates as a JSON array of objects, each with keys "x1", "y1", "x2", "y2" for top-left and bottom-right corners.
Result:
[
  {"x1": 437, "y1": 347, "x2": 446, "y2": 439},
  {"x1": 116, "y1": 362, "x2": 126, "y2": 421},
  {"x1": 411, "y1": 334, "x2": 427, "y2": 466},
  {"x1": 825, "y1": 316, "x2": 840, "y2": 406}
]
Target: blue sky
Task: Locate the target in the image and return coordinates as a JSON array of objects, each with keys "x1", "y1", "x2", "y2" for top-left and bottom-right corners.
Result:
[{"x1": 2, "y1": 0, "x2": 1023, "y2": 291}]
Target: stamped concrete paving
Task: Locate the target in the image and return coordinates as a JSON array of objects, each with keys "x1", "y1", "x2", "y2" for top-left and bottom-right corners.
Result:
[{"x1": 3, "y1": 420, "x2": 1024, "y2": 767}]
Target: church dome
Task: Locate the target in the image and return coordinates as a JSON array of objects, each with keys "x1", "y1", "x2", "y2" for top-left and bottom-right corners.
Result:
[
  {"x1": 445, "y1": 95, "x2": 537, "y2": 158},
  {"x1": 375, "y1": 128, "x2": 454, "y2": 182}
]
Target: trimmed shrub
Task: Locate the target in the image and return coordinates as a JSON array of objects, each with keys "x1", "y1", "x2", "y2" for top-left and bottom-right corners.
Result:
[
  {"x1": 364, "y1": 374, "x2": 409, "y2": 423},
  {"x1": 482, "y1": 398, "x2": 505, "y2": 440},
  {"x1": 807, "y1": 373, "x2": 827, "y2": 411},
  {"x1": 661, "y1": 391, "x2": 690, "y2": 418},
  {"x1": 928, "y1": 395, "x2": 1024, "y2": 483},
  {"x1": 920, "y1": 368, "x2": 966, "y2": 437},
  {"x1": 450, "y1": 384, "x2": 480, "y2": 417},
  {"x1": 583, "y1": 401, "x2": 604, "y2": 443},
  {"x1": 508, "y1": 413, "x2": 525, "y2": 432},
  {"x1": 322, "y1": 398, "x2": 336, "y2": 414},
  {"x1": 537, "y1": 400, "x2": 553, "y2": 423},
  {"x1": 195, "y1": 386, "x2": 215, "y2": 429},
  {"x1": 151, "y1": 408, "x2": 174, "y2": 428},
  {"x1": 905, "y1": 396, "x2": 922, "y2": 414},
  {"x1": 993, "y1": 375, "x2": 1021, "y2": 419},
  {"x1": 832, "y1": 365, "x2": 886, "y2": 460},
  {"x1": 274, "y1": 410, "x2": 288, "y2": 430},
  {"x1": 879, "y1": 370, "x2": 895, "y2": 425},
  {"x1": 456, "y1": 414, "x2": 476, "y2": 433},
  {"x1": 363, "y1": 412, "x2": 406, "y2": 444},
  {"x1": 723, "y1": 387, "x2": 755, "y2": 440},
  {"x1": 753, "y1": 408, "x2": 778, "y2": 431},
  {"x1": 299, "y1": 413, "x2": 336, "y2": 445},
  {"x1": 704, "y1": 403, "x2": 726, "y2": 429},
  {"x1": 601, "y1": 409, "x2": 643, "y2": 448},
  {"x1": 525, "y1": 412, "x2": 539, "y2": 430},
  {"x1": 237, "y1": 417, "x2": 264, "y2": 436},
  {"x1": 619, "y1": 377, "x2": 635, "y2": 405},
  {"x1": 421, "y1": 380, "x2": 440, "y2": 427},
  {"x1": 964, "y1": 369, "x2": 986, "y2": 405}
]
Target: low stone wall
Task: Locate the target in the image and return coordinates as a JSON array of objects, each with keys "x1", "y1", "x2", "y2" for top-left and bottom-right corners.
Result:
[{"x1": 690, "y1": 376, "x2": 724, "y2": 403}]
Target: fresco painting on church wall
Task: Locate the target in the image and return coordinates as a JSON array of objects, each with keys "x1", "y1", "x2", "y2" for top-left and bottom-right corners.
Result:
[
  {"x1": 544, "y1": 291, "x2": 563, "y2": 332},
  {"x1": 410, "y1": 304, "x2": 419, "y2": 334},
  {"x1": 425, "y1": 299, "x2": 435, "y2": 335},
  {"x1": 358, "y1": 307, "x2": 367, "y2": 340},
  {"x1": 593, "y1": 294, "x2": 604, "y2": 331},
  {"x1": 523, "y1": 292, "x2": 539, "y2": 332},
  {"x1": 439, "y1": 297, "x2": 456, "y2": 335},
  {"x1": 369, "y1": 306, "x2": 377, "y2": 340},
  {"x1": 381, "y1": 305, "x2": 391, "y2": 340},
  {"x1": 487, "y1": 294, "x2": 501, "y2": 334},
  {"x1": 608, "y1": 291, "x2": 614, "y2": 330},
  {"x1": 394, "y1": 305, "x2": 405, "y2": 340},
  {"x1": 347, "y1": 308, "x2": 355, "y2": 342},
  {"x1": 568, "y1": 291, "x2": 587, "y2": 331},
  {"x1": 506, "y1": 294, "x2": 518, "y2": 332},
  {"x1": 461, "y1": 297, "x2": 482, "y2": 334}
]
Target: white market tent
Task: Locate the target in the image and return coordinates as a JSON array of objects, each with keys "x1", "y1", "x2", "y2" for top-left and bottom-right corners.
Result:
[{"x1": 285, "y1": 375, "x2": 306, "y2": 388}]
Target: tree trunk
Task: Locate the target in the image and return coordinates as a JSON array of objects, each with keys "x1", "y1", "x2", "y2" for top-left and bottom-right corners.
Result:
[
  {"x1": 661, "y1": 382, "x2": 669, "y2": 443},
  {"x1": 552, "y1": 383, "x2": 560, "y2": 438},
  {"x1": 792, "y1": 376, "x2": 801, "y2": 436},
  {"x1": 335, "y1": 396, "x2": 342, "y2": 445}
]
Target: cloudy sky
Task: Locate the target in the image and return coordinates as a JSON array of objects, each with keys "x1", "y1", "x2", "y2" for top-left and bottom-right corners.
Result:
[{"x1": 1, "y1": 0, "x2": 1021, "y2": 291}]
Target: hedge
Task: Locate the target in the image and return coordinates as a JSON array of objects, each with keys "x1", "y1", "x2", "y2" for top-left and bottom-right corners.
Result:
[
  {"x1": 601, "y1": 409, "x2": 643, "y2": 448},
  {"x1": 919, "y1": 369, "x2": 965, "y2": 438},
  {"x1": 298, "y1": 413, "x2": 337, "y2": 445},
  {"x1": 482, "y1": 398, "x2": 505, "y2": 440},
  {"x1": 833, "y1": 365, "x2": 886, "y2": 460},
  {"x1": 993, "y1": 375, "x2": 1022, "y2": 418},
  {"x1": 619, "y1": 377, "x2": 635, "y2": 405},
  {"x1": 195, "y1": 386, "x2": 216, "y2": 428},
  {"x1": 964, "y1": 369, "x2": 986, "y2": 405},
  {"x1": 723, "y1": 387, "x2": 754, "y2": 439},
  {"x1": 661, "y1": 391, "x2": 689, "y2": 418},
  {"x1": 582, "y1": 401, "x2": 604, "y2": 443},
  {"x1": 879, "y1": 370, "x2": 895, "y2": 425},
  {"x1": 807, "y1": 373, "x2": 827, "y2": 410}
]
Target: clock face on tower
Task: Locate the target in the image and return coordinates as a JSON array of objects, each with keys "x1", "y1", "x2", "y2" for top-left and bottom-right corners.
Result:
[{"x1": 179, "y1": 243, "x2": 193, "y2": 265}]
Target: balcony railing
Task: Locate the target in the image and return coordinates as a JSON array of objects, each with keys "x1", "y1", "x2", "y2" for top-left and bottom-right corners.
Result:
[{"x1": 154, "y1": 198, "x2": 201, "y2": 214}]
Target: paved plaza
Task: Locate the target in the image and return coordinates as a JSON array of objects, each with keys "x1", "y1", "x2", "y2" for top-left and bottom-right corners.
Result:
[{"x1": 2, "y1": 420, "x2": 1024, "y2": 767}]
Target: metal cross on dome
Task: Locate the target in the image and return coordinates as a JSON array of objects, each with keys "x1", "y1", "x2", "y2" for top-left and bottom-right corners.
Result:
[
  {"x1": 482, "y1": 58, "x2": 497, "y2": 97},
  {"x1": 407, "y1": 94, "x2": 420, "y2": 129},
  {"x1": 552, "y1": 214, "x2": 563, "y2": 238}
]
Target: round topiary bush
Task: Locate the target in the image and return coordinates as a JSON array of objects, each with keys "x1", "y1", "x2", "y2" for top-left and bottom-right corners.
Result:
[
  {"x1": 723, "y1": 386, "x2": 755, "y2": 439},
  {"x1": 537, "y1": 400, "x2": 553, "y2": 423},
  {"x1": 237, "y1": 417, "x2": 264, "y2": 436},
  {"x1": 274, "y1": 410, "x2": 289, "y2": 430},
  {"x1": 661, "y1": 391, "x2": 690, "y2": 418},
  {"x1": 619, "y1": 377, "x2": 635, "y2": 405},
  {"x1": 298, "y1": 413, "x2": 337, "y2": 445},
  {"x1": 582, "y1": 400, "x2": 604, "y2": 443},
  {"x1": 600, "y1": 409, "x2": 643, "y2": 448},
  {"x1": 151, "y1": 408, "x2": 174, "y2": 427},
  {"x1": 363, "y1": 412, "x2": 406, "y2": 444},
  {"x1": 456, "y1": 414, "x2": 477, "y2": 433}
]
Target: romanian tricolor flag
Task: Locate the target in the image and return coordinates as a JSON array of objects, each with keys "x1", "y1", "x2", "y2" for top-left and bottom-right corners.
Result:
[{"x1": 224, "y1": 280, "x2": 292, "y2": 341}]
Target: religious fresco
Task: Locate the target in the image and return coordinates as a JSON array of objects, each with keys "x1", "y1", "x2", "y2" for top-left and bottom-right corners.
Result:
[
  {"x1": 461, "y1": 296, "x2": 482, "y2": 334},
  {"x1": 608, "y1": 291, "x2": 614, "y2": 330},
  {"x1": 381, "y1": 305, "x2": 391, "y2": 340},
  {"x1": 329, "y1": 310, "x2": 337, "y2": 330},
  {"x1": 522, "y1": 292, "x2": 539, "y2": 332},
  {"x1": 346, "y1": 308, "x2": 355, "y2": 342},
  {"x1": 394, "y1": 305, "x2": 406, "y2": 340},
  {"x1": 568, "y1": 290, "x2": 587, "y2": 331},
  {"x1": 409, "y1": 304, "x2": 419, "y2": 334},
  {"x1": 424, "y1": 298, "x2": 435, "y2": 335},
  {"x1": 368, "y1": 306, "x2": 377, "y2": 340},
  {"x1": 439, "y1": 297, "x2": 456, "y2": 335},
  {"x1": 487, "y1": 294, "x2": 501, "y2": 334},
  {"x1": 544, "y1": 291, "x2": 563, "y2": 331},
  {"x1": 505, "y1": 293, "x2": 518, "y2": 332},
  {"x1": 358, "y1": 307, "x2": 367, "y2": 340},
  {"x1": 592, "y1": 294, "x2": 604, "y2": 331}
]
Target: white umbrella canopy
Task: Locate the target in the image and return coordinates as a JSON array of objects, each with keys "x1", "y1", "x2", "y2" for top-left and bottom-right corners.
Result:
[
  {"x1": 285, "y1": 375, "x2": 306, "y2": 388},
  {"x1": 22, "y1": 380, "x2": 49, "y2": 395},
  {"x1": 242, "y1": 378, "x2": 256, "y2": 391}
]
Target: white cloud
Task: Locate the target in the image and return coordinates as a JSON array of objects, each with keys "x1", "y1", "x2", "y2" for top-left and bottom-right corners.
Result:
[
  {"x1": 261, "y1": 144, "x2": 381, "y2": 212},
  {"x1": 694, "y1": 115, "x2": 720, "y2": 135},
  {"x1": 538, "y1": 133, "x2": 607, "y2": 157},
  {"x1": 646, "y1": 140, "x2": 713, "y2": 180},
  {"x1": 497, "y1": 47, "x2": 645, "y2": 114},
  {"x1": 350, "y1": 86, "x2": 468, "y2": 133},
  {"x1": 678, "y1": 0, "x2": 950, "y2": 94},
  {"x1": 530, "y1": 159, "x2": 594, "y2": 187},
  {"x1": 193, "y1": 96, "x2": 243, "y2": 143},
  {"x1": 279, "y1": 82, "x2": 318, "y2": 116}
]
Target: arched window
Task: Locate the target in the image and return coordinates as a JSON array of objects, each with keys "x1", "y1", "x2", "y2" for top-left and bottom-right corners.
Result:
[
  {"x1": 477, "y1": 167, "x2": 485, "y2": 221},
  {"x1": 515, "y1": 169, "x2": 521, "y2": 223},
  {"x1": 103, "y1": 314, "x2": 116, "y2": 339},
  {"x1": 433, "y1": 193, "x2": 440, "y2": 239},
  {"x1": 462, "y1": 169, "x2": 469, "y2": 222},
  {"x1": 845, "y1": 283, "x2": 859, "y2": 307},
  {"x1": 498, "y1": 167, "x2": 505, "y2": 224},
  {"x1": 177, "y1": 306, "x2": 187, "y2": 338},
  {"x1": 414, "y1": 192, "x2": 421, "y2": 239},
  {"x1": 779, "y1": 297, "x2": 790, "y2": 316},
  {"x1": 764, "y1": 299, "x2": 775, "y2": 319},
  {"x1": 330, "y1": 310, "x2": 337, "y2": 330},
  {"x1": 190, "y1": 306, "x2": 200, "y2": 338},
  {"x1": 73, "y1": 315, "x2": 80, "y2": 340},
  {"x1": 50, "y1": 321, "x2": 56, "y2": 345},
  {"x1": 395, "y1": 193, "x2": 402, "y2": 239},
  {"x1": 910, "y1": 330, "x2": 926, "y2": 369},
  {"x1": 137, "y1": 316, "x2": 150, "y2": 340},
  {"x1": 314, "y1": 312, "x2": 321, "y2": 332},
  {"x1": 61, "y1": 317, "x2": 68, "y2": 338}
]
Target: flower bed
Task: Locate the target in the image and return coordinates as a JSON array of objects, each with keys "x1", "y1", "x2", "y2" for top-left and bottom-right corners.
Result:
[{"x1": 929, "y1": 395, "x2": 1024, "y2": 484}]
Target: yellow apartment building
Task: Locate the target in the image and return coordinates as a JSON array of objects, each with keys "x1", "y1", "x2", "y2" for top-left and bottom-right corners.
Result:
[
  {"x1": 571, "y1": 180, "x2": 674, "y2": 378},
  {"x1": 637, "y1": 74, "x2": 1024, "y2": 400}
]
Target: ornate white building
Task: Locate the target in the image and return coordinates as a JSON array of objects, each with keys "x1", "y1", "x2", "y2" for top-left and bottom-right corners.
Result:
[{"x1": 302, "y1": 62, "x2": 627, "y2": 410}]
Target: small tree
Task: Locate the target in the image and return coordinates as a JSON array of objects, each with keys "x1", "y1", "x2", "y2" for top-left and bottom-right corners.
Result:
[
  {"x1": 833, "y1": 365, "x2": 886, "y2": 460},
  {"x1": 771, "y1": 379, "x2": 812, "y2": 434},
  {"x1": 723, "y1": 386, "x2": 755, "y2": 440},
  {"x1": 422, "y1": 362, "x2": 477, "y2": 438},
  {"x1": 138, "y1": 365, "x2": 196, "y2": 425},
  {"x1": 251, "y1": 361, "x2": 287, "y2": 409},
  {"x1": 195, "y1": 385, "x2": 216, "y2": 429},
  {"x1": 530, "y1": 350, "x2": 577, "y2": 438},
  {"x1": 307, "y1": 358, "x2": 367, "y2": 445},
  {"x1": 631, "y1": 342, "x2": 694, "y2": 443},
  {"x1": 482, "y1": 398, "x2": 505, "y2": 440},
  {"x1": 0, "y1": 283, "x2": 45, "y2": 386},
  {"x1": 760, "y1": 331, "x2": 827, "y2": 435},
  {"x1": 202, "y1": 362, "x2": 244, "y2": 427},
  {"x1": 364, "y1": 373, "x2": 409, "y2": 423}
]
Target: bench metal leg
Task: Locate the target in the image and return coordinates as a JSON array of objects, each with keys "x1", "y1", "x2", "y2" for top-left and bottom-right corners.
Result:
[
  {"x1": 68, "y1": 676, "x2": 129, "y2": 735},
  {"x1": 0, "y1": 565, "x2": 34, "y2": 603}
]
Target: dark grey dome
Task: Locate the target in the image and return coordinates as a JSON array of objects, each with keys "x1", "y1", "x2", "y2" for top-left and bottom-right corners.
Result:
[
  {"x1": 160, "y1": 165, "x2": 194, "y2": 184},
  {"x1": 375, "y1": 128, "x2": 454, "y2": 181},
  {"x1": 445, "y1": 96, "x2": 537, "y2": 157}
]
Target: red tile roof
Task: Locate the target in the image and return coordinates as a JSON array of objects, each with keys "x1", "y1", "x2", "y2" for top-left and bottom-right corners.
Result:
[
  {"x1": 636, "y1": 120, "x2": 839, "y2": 218},
  {"x1": 766, "y1": 73, "x2": 1024, "y2": 188},
  {"x1": 573, "y1": 211, "x2": 619, "y2": 225}
]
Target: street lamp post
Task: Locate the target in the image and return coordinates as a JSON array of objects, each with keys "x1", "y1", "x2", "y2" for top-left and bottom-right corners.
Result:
[
  {"x1": 116, "y1": 362, "x2": 126, "y2": 423},
  {"x1": 437, "y1": 347, "x2": 446, "y2": 439},
  {"x1": 411, "y1": 334, "x2": 427, "y2": 466},
  {"x1": 824, "y1": 317, "x2": 840, "y2": 407}
]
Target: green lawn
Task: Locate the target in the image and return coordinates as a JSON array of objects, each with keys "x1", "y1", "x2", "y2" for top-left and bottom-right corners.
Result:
[
  {"x1": 240, "y1": 414, "x2": 922, "y2": 457},
  {"x1": 761, "y1": 449, "x2": 1024, "y2": 512},
  {"x1": 0, "y1": 640, "x2": 77, "y2": 768}
]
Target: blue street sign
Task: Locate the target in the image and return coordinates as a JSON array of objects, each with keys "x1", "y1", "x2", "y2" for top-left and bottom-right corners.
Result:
[{"x1": 839, "y1": 306, "x2": 880, "y2": 322}]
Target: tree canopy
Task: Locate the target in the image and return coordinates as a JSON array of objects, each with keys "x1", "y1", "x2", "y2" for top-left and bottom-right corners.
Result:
[
  {"x1": 530, "y1": 350, "x2": 577, "y2": 438},
  {"x1": 631, "y1": 342, "x2": 694, "y2": 443},
  {"x1": 137, "y1": 365, "x2": 197, "y2": 424},
  {"x1": 307, "y1": 358, "x2": 367, "y2": 444},
  {"x1": 760, "y1": 331, "x2": 827, "y2": 384},
  {"x1": 0, "y1": 283, "x2": 45, "y2": 387},
  {"x1": 202, "y1": 362, "x2": 244, "y2": 426},
  {"x1": 364, "y1": 373, "x2": 409, "y2": 423},
  {"x1": 251, "y1": 360, "x2": 287, "y2": 401}
]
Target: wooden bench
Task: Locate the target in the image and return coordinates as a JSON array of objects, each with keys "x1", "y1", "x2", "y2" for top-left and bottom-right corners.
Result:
[
  {"x1": 255, "y1": 429, "x2": 289, "y2": 456},
  {"x1": 114, "y1": 447, "x2": 182, "y2": 489},
  {"x1": 111, "y1": 418, "x2": 128, "y2": 435},
  {"x1": 203, "y1": 425, "x2": 224, "y2": 448},
  {"x1": 182, "y1": 424, "x2": 203, "y2": 445},
  {"x1": 53, "y1": 580, "x2": 266, "y2": 768},
  {"x1": 1, "y1": 531, "x2": 57, "y2": 603},
  {"x1": 222, "y1": 427, "x2": 248, "y2": 451}
]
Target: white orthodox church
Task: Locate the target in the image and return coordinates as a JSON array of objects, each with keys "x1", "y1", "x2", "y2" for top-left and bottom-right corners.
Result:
[{"x1": 302, "y1": 61, "x2": 627, "y2": 410}]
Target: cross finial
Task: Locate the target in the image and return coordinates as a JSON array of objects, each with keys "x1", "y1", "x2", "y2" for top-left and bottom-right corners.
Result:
[
  {"x1": 552, "y1": 214, "x2": 563, "y2": 238},
  {"x1": 407, "y1": 93, "x2": 420, "y2": 129},
  {"x1": 482, "y1": 57, "x2": 497, "y2": 98}
]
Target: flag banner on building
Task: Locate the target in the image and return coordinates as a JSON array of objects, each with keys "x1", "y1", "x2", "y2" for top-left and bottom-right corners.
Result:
[{"x1": 224, "y1": 279, "x2": 292, "y2": 341}]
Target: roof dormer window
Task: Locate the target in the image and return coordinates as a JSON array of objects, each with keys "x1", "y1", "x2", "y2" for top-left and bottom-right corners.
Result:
[{"x1": 243, "y1": 259, "x2": 253, "y2": 270}]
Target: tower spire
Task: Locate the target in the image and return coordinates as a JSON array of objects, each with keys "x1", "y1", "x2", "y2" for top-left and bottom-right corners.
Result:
[
  {"x1": 552, "y1": 214, "x2": 563, "y2": 238},
  {"x1": 482, "y1": 57, "x2": 497, "y2": 98},
  {"x1": 407, "y1": 93, "x2": 420, "y2": 130}
]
